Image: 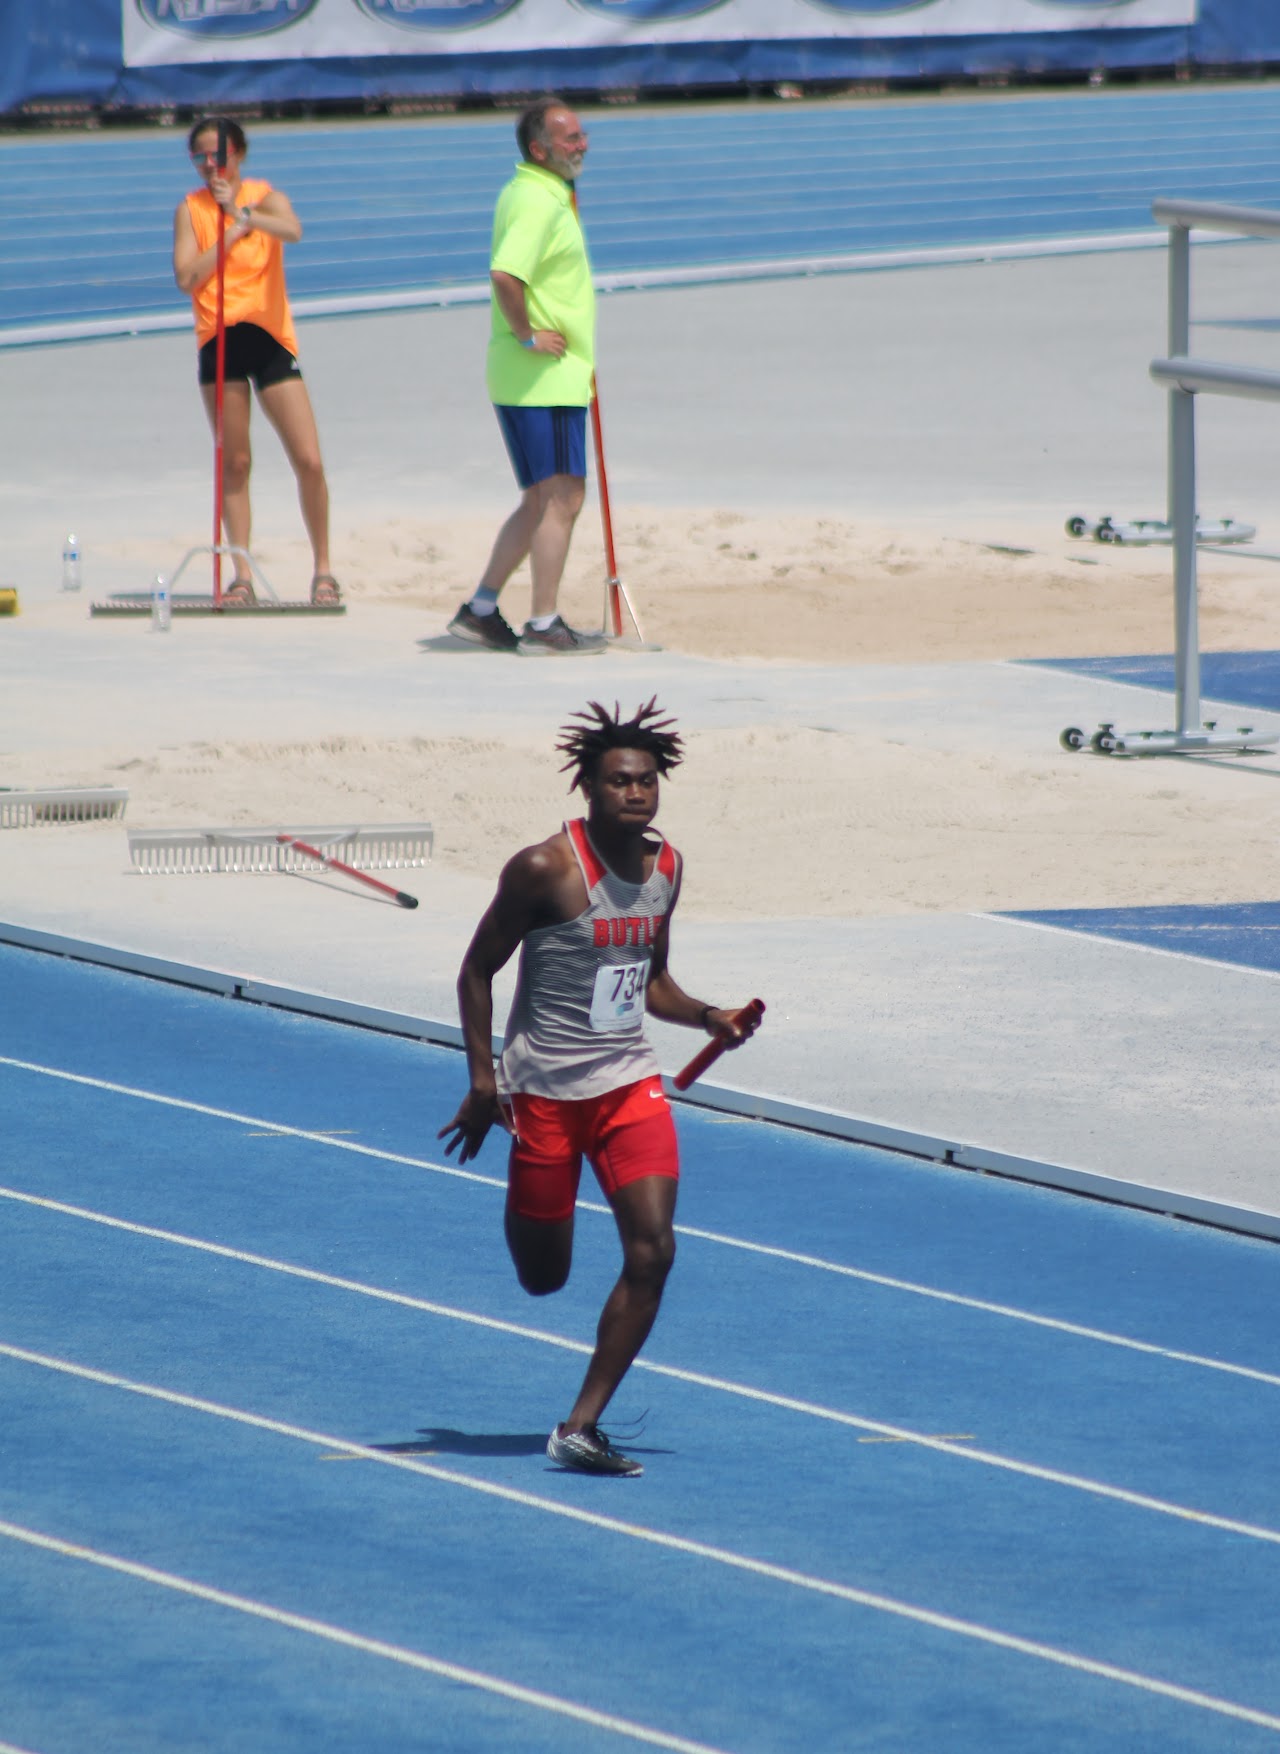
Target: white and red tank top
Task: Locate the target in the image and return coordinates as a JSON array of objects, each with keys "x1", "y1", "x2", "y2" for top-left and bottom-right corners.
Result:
[{"x1": 498, "y1": 818, "x2": 680, "y2": 1101}]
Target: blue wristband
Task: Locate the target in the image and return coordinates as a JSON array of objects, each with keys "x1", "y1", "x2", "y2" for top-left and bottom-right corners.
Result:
[{"x1": 520, "y1": 336, "x2": 536, "y2": 350}]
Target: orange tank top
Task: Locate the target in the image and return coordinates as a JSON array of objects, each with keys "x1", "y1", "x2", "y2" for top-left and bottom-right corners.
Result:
[{"x1": 185, "y1": 179, "x2": 298, "y2": 355}]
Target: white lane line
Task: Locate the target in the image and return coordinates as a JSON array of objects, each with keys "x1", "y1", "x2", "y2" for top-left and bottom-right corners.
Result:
[
  {"x1": 3, "y1": 1054, "x2": 1277, "y2": 1393},
  {"x1": 0, "y1": 1055, "x2": 508, "y2": 1190},
  {"x1": 977, "y1": 912, "x2": 1280, "y2": 983},
  {"x1": 2, "y1": 1345, "x2": 1278, "y2": 1739},
  {"x1": 0, "y1": 1517, "x2": 730, "y2": 1754},
  {"x1": 668, "y1": 1220, "x2": 1280, "y2": 1393},
  {"x1": 0, "y1": 1184, "x2": 590, "y2": 1359},
  {"x1": 0, "y1": 1214, "x2": 1277, "y2": 1553}
]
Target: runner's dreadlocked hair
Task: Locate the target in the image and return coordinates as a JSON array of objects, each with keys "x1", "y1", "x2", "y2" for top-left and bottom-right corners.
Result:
[{"x1": 556, "y1": 698, "x2": 684, "y2": 792}]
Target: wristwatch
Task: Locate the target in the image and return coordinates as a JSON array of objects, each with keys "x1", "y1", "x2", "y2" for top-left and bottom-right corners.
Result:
[{"x1": 238, "y1": 206, "x2": 253, "y2": 226}]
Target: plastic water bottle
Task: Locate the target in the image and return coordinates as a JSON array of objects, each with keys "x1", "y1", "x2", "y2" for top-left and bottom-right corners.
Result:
[
  {"x1": 151, "y1": 572, "x2": 171, "y2": 634},
  {"x1": 61, "y1": 533, "x2": 81, "y2": 592}
]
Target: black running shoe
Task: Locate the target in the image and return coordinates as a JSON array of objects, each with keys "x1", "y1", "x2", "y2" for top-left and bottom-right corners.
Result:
[
  {"x1": 546, "y1": 1423, "x2": 643, "y2": 1477},
  {"x1": 517, "y1": 614, "x2": 607, "y2": 657},
  {"x1": 447, "y1": 600, "x2": 519, "y2": 651}
]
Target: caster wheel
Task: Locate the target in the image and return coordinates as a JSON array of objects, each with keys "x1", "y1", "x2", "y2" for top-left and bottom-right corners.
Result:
[
  {"x1": 1060, "y1": 726, "x2": 1086, "y2": 751},
  {"x1": 1092, "y1": 731, "x2": 1118, "y2": 754},
  {"x1": 1065, "y1": 517, "x2": 1088, "y2": 538},
  {"x1": 1095, "y1": 522, "x2": 1118, "y2": 544}
]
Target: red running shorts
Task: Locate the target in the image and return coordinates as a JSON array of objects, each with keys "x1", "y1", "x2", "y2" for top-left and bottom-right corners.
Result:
[{"x1": 506, "y1": 1075, "x2": 679, "y2": 1223}]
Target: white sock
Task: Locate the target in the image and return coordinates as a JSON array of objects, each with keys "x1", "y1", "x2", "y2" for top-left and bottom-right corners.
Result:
[
  {"x1": 469, "y1": 589, "x2": 499, "y2": 617},
  {"x1": 528, "y1": 612, "x2": 558, "y2": 632}
]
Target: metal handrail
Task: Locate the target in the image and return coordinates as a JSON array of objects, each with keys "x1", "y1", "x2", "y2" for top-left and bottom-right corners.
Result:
[
  {"x1": 1151, "y1": 197, "x2": 1280, "y2": 242},
  {"x1": 1143, "y1": 199, "x2": 1280, "y2": 749},
  {"x1": 1150, "y1": 356, "x2": 1280, "y2": 402}
]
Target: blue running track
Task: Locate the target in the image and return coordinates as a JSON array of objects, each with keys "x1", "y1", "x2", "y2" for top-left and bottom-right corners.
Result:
[
  {"x1": 3, "y1": 939, "x2": 1280, "y2": 1751},
  {"x1": 3, "y1": 82, "x2": 1280, "y2": 341},
  {"x1": 1005, "y1": 900, "x2": 1280, "y2": 975},
  {"x1": 1026, "y1": 651, "x2": 1280, "y2": 714}
]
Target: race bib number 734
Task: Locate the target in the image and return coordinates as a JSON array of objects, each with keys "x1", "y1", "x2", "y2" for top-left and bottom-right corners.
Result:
[{"x1": 589, "y1": 959, "x2": 648, "y2": 1033}]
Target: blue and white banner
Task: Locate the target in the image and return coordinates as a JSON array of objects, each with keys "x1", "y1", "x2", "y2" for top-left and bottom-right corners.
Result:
[{"x1": 123, "y1": 0, "x2": 1199, "y2": 66}]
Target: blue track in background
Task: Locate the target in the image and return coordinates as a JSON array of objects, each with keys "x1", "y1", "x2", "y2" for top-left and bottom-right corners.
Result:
[
  {"x1": 1024, "y1": 650, "x2": 1280, "y2": 713},
  {"x1": 1004, "y1": 901, "x2": 1280, "y2": 974},
  {"x1": 3, "y1": 82, "x2": 1280, "y2": 338},
  {"x1": 4, "y1": 941, "x2": 1280, "y2": 1751}
]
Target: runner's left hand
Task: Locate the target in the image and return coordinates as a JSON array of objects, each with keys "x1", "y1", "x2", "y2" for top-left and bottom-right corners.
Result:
[{"x1": 706, "y1": 1004, "x2": 763, "y2": 1049}]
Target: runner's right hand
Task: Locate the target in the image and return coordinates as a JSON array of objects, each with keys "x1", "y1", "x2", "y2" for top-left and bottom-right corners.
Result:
[{"x1": 437, "y1": 1088, "x2": 513, "y2": 1163}]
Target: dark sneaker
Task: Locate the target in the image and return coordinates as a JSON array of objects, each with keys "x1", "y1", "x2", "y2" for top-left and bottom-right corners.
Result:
[
  {"x1": 448, "y1": 600, "x2": 519, "y2": 652},
  {"x1": 546, "y1": 1423, "x2": 643, "y2": 1477},
  {"x1": 517, "y1": 615, "x2": 607, "y2": 657}
]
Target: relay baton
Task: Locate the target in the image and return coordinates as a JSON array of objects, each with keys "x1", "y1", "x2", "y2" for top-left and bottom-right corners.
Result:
[
  {"x1": 277, "y1": 836, "x2": 419, "y2": 909},
  {"x1": 673, "y1": 999, "x2": 765, "y2": 1092}
]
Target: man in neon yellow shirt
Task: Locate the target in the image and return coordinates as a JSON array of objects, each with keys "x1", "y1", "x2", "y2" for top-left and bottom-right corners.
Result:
[{"x1": 448, "y1": 97, "x2": 607, "y2": 657}]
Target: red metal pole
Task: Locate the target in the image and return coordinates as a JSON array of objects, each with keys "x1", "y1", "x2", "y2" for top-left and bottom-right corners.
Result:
[
  {"x1": 571, "y1": 187, "x2": 623, "y2": 637},
  {"x1": 589, "y1": 385, "x2": 623, "y2": 637},
  {"x1": 212, "y1": 120, "x2": 228, "y2": 608}
]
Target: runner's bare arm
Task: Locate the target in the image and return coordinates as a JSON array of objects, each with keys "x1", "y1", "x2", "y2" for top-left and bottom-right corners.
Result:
[
  {"x1": 645, "y1": 866, "x2": 760, "y2": 1045},
  {"x1": 437, "y1": 841, "x2": 572, "y2": 1161}
]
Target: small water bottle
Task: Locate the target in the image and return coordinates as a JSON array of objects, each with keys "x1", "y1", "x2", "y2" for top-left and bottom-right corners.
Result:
[
  {"x1": 151, "y1": 572, "x2": 171, "y2": 634},
  {"x1": 61, "y1": 533, "x2": 82, "y2": 592}
]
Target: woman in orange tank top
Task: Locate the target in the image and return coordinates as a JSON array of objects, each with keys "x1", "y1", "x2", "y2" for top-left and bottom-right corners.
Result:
[{"x1": 173, "y1": 118, "x2": 339, "y2": 605}]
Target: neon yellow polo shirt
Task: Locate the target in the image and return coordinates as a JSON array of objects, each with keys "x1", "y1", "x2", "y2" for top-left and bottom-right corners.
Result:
[{"x1": 486, "y1": 161, "x2": 596, "y2": 408}]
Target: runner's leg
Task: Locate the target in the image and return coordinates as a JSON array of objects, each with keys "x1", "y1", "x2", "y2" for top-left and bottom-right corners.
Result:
[
  {"x1": 562, "y1": 1173, "x2": 677, "y2": 1432},
  {"x1": 505, "y1": 1204, "x2": 575, "y2": 1296}
]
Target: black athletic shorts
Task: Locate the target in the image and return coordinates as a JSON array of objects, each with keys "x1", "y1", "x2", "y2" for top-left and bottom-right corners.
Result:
[{"x1": 198, "y1": 321, "x2": 302, "y2": 390}]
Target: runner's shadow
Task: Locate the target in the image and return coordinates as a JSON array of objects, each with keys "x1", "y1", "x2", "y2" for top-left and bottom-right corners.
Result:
[{"x1": 373, "y1": 1428, "x2": 548, "y2": 1459}]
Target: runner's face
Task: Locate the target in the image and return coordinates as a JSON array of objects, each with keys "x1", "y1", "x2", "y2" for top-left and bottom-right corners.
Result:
[
  {"x1": 536, "y1": 108, "x2": 588, "y2": 182},
  {"x1": 588, "y1": 748, "x2": 660, "y2": 832}
]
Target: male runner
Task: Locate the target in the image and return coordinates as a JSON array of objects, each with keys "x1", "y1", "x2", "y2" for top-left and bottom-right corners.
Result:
[{"x1": 439, "y1": 700, "x2": 760, "y2": 1476}]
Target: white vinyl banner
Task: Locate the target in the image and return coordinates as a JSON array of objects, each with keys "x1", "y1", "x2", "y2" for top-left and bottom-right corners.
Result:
[{"x1": 123, "y1": 0, "x2": 1200, "y2": 67}]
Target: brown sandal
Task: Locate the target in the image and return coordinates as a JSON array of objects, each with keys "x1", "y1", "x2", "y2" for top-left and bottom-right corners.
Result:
[
  {"x1": 223, "y1": 578, "x2": 256, "y2": 606},
  {"x1": 310, "y1": 573, "x2": 342, "y2": 606}
]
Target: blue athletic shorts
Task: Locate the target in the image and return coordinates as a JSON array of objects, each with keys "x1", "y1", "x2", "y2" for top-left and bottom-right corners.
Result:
[{"x1": 494, "y1": 405, "x2": 587, "y2": 489}]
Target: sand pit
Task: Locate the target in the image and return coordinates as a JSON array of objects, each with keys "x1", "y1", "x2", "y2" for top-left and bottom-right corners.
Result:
[
  {"x1": 11, "y1": 505, "x2": 1280, "y2": 924},
  {"x1": 297, "y1": 504, "x2": 1280, "y2": 665}
]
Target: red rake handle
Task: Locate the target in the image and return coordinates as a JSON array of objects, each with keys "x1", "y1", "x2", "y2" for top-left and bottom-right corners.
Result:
[
  {"x1": 277, "y1": 836, "x2": 419, "y2": 909},
  {"x1": 673, "y1": 999, "x2": 765, "y2": 1092},
  {"x1": 213, "y1": 121, "x2": 228, "y2": 608},
  {"x1": 571, "y1": 187, "x2": 623, "y2": 638},
  {"x1": 588, "y1": 387, "x2": 623, "y2": 638}
]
